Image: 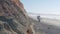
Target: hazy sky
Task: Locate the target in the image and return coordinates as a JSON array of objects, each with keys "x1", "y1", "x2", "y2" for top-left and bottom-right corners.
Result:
[{"x1": 21, "y1": 0, "x2": 60, "y2": 15}]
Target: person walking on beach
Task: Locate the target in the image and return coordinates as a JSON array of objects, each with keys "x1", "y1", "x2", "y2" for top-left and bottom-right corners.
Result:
[{"x1": 37, "y1": 16, "x2": 40, "y2": 22}]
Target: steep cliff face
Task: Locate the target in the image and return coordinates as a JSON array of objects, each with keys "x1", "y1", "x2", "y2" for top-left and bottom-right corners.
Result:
[
  {"x1": 11, "y1": 0, "x2": 27, "y2": 16},
  {"x1": 0, "y1": 0, "x2": 31, "y2": 34}
]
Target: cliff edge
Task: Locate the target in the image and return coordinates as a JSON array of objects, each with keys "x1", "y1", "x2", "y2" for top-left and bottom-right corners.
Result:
[{"x1": 0, "y1": 0, "x2": 31, "y2": 34}]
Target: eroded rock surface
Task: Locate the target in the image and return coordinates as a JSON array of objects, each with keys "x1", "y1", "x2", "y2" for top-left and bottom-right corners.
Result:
[{"x1": 0, "y1": 0, "x2": 31, "y2": 34}]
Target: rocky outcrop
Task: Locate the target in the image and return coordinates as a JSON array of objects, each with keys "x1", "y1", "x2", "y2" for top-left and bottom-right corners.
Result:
[
  {"x1": 11, "y1": 0, "x2": 27, "y2": 16},
  {"x1": 0, "y1": 0, "x2": 32, "y2": 34}
]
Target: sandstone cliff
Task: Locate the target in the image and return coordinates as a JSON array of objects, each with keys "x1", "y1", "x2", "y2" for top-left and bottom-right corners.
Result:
[{"x1": 0, "y1": 0, "x2": 31, "y2": 34}]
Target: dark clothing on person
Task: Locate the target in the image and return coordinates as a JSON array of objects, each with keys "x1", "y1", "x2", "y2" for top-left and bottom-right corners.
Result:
[{"x1": 37, "y1": 16, "x2": 40, "y2": 22}]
